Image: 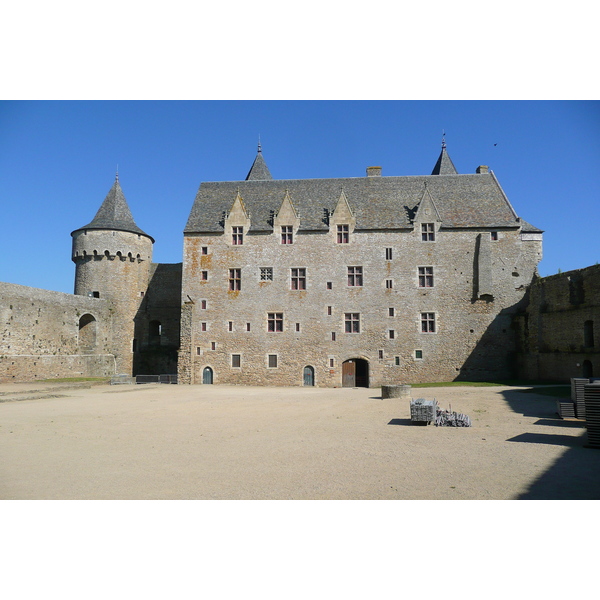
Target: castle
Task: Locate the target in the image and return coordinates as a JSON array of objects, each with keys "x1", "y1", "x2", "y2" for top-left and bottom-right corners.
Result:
[{"x1": 1, "y1": 142, "x2": 598, "y2": 385}]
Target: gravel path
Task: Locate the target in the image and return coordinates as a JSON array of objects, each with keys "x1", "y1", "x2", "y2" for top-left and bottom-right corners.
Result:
[{"x1": 1, "y1": 382, "x2": 599, "y2": 499}]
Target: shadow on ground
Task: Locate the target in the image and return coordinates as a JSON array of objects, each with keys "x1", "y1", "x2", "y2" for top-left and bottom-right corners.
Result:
[{"x1": 501, "y1": 388, "x2": 600, "y2": 499}]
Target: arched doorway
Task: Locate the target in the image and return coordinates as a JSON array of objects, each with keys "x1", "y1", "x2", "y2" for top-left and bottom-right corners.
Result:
[
  {"x1": 303, "y1": 365, "x2": 315, "y2": 386},
  {"x1": 583, "y1": 360, "x2": 593, "y2": 378},
  {"x1": 203, "y1": 366, "x2": 213, "y2": 384},
  {"x1": 78, "y1": 314, "x2": 96, "y2": 353},
  {"x1": 342, "y1": 358, "x2": 369, "y2": 387}
]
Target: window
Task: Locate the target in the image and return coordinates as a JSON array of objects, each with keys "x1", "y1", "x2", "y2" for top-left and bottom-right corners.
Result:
[
  {"x1": 291, "y1": 268, "x2": 306, "y2": 290},
  {"x1": 295, "y1": 323, "x2": 301, "y2": 332},
  {"x1": 421, "y1": 312, "x2": 436, "y2": 333},
  {"x1": 327, "y1": 306, "x2": 333, "y2": 316},
  {"x1": 281, "y1": 226, "x2": 293, "y2": 244},
  {"x1": 347, "y1": 266, "x2": 363, "y2": 287},
  {"x1": 389, "y1": 330, "x2": 395, "y2": 339},
  {"x1": 388, "y1": 307, "x2": 395, "y2": 317},
  {"x1": 491, "y1": 231, "x2": 498, "y2": 241},
  {"x1": 378, "y1": 350, "x2": 384, "y2": 359},
  {"x1": 385, "y1": 247, "x2": 393, "y2": 260},
  {"x1": 232, "y1": 226, "x2": 243, "y2": 245},
  {"x1": 268, "y1": 354, "x2": 278, "y2": 368},
  {"x1": 201, "y1": 322, "x2": 207, "y2": 331},
  {"x1": 395, "y1": 356, "x2": 401, "y2": 366},
  {"x1": 268, "y1": 312, "x2": 283, "y2": 332},
  {"x1": 260, "y1": 267, "x2": 273, "y2": 281},
  {"x1": 418, "y1": 267, "x2": 434, "y2": 288},
  {"x1": 415, "y1": 350, "x2": 423, "y2": 359},
  {"x1": 329, "y1": 358, "x2": 335, "y2": 368},
  {"x1": 246, "y1": 322, "x2": 251, "y2": 332},
  {"x1": 201, "y1": 271, "x2": 208, "y2": 281},
  {"x1": 201, "y1": 246, "x2": 208, "y2": 255},
  {"x1": 196, "y1": 347, "x2": 201, "y2": 356},
  {"x1": 385, "y1": 279, "x2": 393, "y2": 289},
  {"x1": 331, "y1": 332, "x2": 336, "y2": 341},
  {"x1": 421, "y1": 223, "x2": 435, "y2": 241},
  {"x1": 231, "y1": 354, "x2": 241, "y2": 368},
  {"x1": 228, "y1": 321, "x2": 233, "y2": 332},
  {"x1": 345, "y1": 313, "x2": 360, "y2": 333},
  {"x1": 337, "y1": 224, "x2": 349, "y2": 244},
  {"x1": 211, "y1": 341, "x2": 216, "y2": 350},
  {"x1": 229, "y1": 268, "x2": 241, "y2": 291},
  {"x1": 326, "y1": 281, "x2": 333, "y2": 290},
  {"x1": 201, "y1": 299, "x2": 207, "y2": 310}
]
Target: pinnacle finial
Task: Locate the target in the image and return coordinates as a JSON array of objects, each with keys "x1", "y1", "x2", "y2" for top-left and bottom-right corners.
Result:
[
  {"x1": 257, "y1": 136, "x2": 262, "y2": 153},
  {"x1": 441, "y1": 130, "x2": 446, "y2": 150},
  {"x1": 116, "y1": 165, "x2": 119, "y2": 182}
]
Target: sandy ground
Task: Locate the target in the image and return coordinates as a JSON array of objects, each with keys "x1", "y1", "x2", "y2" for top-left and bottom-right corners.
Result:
[{"x1": 1, "y1": 380, "x2": 599, "y2": 500}]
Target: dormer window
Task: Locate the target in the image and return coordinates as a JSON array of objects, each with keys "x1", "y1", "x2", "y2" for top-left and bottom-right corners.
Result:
[
  {"x1": 421, "y1": 223, "x2": 435, "y2": 241},
  {"x1": 281, "y1": 226, "x2": 293, "y2": 244},
  {"x1": 232, "y1": 226, "x2": 244, "y2": 245},
  {"x1": 337, "y1": 224, "x2": 349, "y2": 244}
]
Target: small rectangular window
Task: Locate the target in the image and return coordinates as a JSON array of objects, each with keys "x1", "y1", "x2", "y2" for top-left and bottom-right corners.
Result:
[
  {"x1": 378, "y1": 350, "x2": 384, "y2": 359},
  {"x1": 291, "y1": 268, "x2": 306, "y2": 290},
  {"x1": 344, "y1": 313, "x2": 360, "y2": 333},
  {"x1": 395, "y1": 356, "x2": 400, "y2": 366},
  {"x1": 385, "y1": 247, "x2": 393, "y2": 260},
  {"x1": 421, "y1": 313, "x2": 436, "y2": 333},
  {"x1": 228, "y1": 321, "x2": 233, "y2": 332},
  {"x1": 232, "y1": 226, "x2": 243, "y2": 245},
  {"x1": 491, "y1": 231, "x2": 498, "y2": 241},
  {"x1": 327, "y1": 281, "x2": 333, "y2": 290},
  {"x1": 246, "y1": 322, "x2": 251, "y2": 332},
  {"x1": 415, "y1": 350, "x2": 423, "y2": 359},
  {"x1": 196, "y1": 347, "x2": 201, "y2": 356},
  {"x1": 201, "y1": 299, "x2": 207, "y2": 310},
  {"x1": 331, "y1": 332, "x2": 336, "y2": 341},
  {"x1": 201, "y1": 271, "x2": 208, "y2": 281},
  {"x1": 295, "y1": 322, "x2": 300, "y2": 332},
  {"x1": 232, "y1": 354, "x2": 241, "y2": 368},
  {"x1": 418, "y1": 267, "x2": 434, "y2": 288},
  {"x1": 385, "y1": 279, "x2": 393, "y2": 289},
  {"x1": 211, "y1": 341, "x2": 216, "y2": 350},
  {"x1": 329, "y1": 358, "x2": 335, "y2": 368},
  {"x1": 201, "y1": 246, "x2": 208, "y2": 255},
  {"x1": 229, "y1": 268, "x2": 241, "y2": 291},
  {"x1": 421, "y1": 223, "x2": 435, "y2": 241},
  {"x1": 347, "y1": 266, "x2": 363, "y2": 287},
  {"x1": 268, "y1": 354, "x2": 278, "y2": 368},
  {"x1": 201, "y1": 322, "x2": 207, "y2": 332},
  {"x1": 268, "y1": 312, "x2": 283, "y2": 332},
  {"x1": 327, "y1": 306, "x2": 332, "y2": 316},
  {"x1": 260, "y1": 267, "x2": 273, "y2": 281},
  {"x1": 337, "y1": 224, "x2": 349, "y2": 244},
  {"x1": 389, "y1": 329, "x2": 395, "y2": 339},
  {"x1": 388, "y1": 307, "x2": 395, "y2": 317},
  {"x1": 281, "y1": 226, "x2": 293, "y2": 245}
]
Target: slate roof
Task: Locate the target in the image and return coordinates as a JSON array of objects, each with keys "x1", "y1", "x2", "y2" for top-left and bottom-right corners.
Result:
[
  {"x1": 72, "y1": 176, "x2": 154, "y2": 241},
  {"x1": 431, "y1": 145, "x2": 458, "y2": 175},
  {"x1": 245, "y1": 144, "x2": 273, "y2": 181}
]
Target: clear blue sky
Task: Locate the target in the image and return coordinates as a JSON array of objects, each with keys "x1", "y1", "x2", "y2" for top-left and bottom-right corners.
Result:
[{"x1": 0, "y1": 100, "x2": 597, "y2": 294}]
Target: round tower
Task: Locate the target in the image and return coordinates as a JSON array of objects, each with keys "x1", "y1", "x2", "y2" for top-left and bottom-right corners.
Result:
[{"x1": 71, "y1": 174, "x2": 154, "y2": 374}]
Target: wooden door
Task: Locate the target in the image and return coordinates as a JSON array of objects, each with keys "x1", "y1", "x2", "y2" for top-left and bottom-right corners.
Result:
[{"x1": 342, "y1": 360, "x2": 355, "y2": 387}]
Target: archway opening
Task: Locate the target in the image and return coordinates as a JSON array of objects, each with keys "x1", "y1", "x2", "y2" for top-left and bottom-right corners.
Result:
[
  {"x1": 583, "y1": 360, "x2": 593, "y2": 378},
  {"x1": 342, "y1": 358, "x2": 369, "y2": 388},
  {"x1": 78, "y1": 314, "x2": 97, "y2": 353}
]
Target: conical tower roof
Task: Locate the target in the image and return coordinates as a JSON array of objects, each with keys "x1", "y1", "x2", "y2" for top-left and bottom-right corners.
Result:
[
  {"x1": 245, "y1": 142, "x2": 273, "y2": 181},
  {"x1": 431, "y1": 138, "x2": 458, "y2": 175},
  {"x1": 72, "y1": 175, "x2": 154, "y2": 242}
]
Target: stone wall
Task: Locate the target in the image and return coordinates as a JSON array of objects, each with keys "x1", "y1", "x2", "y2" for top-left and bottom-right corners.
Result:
[
  {"x1": 180, "y1": 224, "x2": 541, "y2": 387},
  {"x1": 0, "y1": 282, "x2": 116, "y2": 382},
  {"x1": 515, "y1": 264, "x2": 600, "y2": 381}
]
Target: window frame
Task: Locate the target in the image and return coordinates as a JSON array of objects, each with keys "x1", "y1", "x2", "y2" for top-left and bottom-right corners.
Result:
[
  {"x1": 420, "y1": 312, "x2": 436, "y2": 333},
  {"x1": 267, "y1": 312, "x2": 284, "y2": 332},
  {"x1": 232, "y1": 226, "x2": 244, "y2": 245},
  {"x1": 421, "y1": 223, "x2": 435, "y2": 242},
  {"x1": 418, "y1": 266, "x2": 434, "y2": 288},
  {"x1": 347, "y1": 266, "x2": 363, "y2": 287},
  {"x1": 281, "y1": 225, "x2": 293, "y2": 245},
  {"x1": 291, "y1": 267, "x2": 306, "y2": 290},
  {"x1": 229, "y1": 268, "x2": 241, "y2": 291},
  {"x1": 337, "y1": 224, "x2": 349, "y2": 244},
  {"x1": 344, "y1": 312, "x2": 360, "y2": 334}
]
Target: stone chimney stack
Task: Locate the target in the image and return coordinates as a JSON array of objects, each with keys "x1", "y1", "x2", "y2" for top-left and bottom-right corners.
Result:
[
  {"x1": 366, "y1": 166, "x2": 382, "y2": 177},
  {"x1": 476, "y1": 165, "x2": 489, "y2": 174}
]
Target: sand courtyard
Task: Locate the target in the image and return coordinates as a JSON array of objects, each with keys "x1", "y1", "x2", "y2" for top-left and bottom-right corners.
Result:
[{"x1": 1, "y1": 380, "x2": 599, "y2": 500}]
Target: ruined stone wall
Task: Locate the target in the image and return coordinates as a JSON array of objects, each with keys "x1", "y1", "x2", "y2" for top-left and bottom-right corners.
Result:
[
  {"x1": 0, "y1": 282, "x2": 115, "y2": 382},
  {"x1": 515, "y1": 264, "x2": 600, "y2": 381},
  {"x1": 180, "y1": 225, "x2": 541, "y2": 387}
]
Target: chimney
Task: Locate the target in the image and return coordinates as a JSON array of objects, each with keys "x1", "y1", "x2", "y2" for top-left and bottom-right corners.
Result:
[
  {"x1": 476, "y1": 165, "x2": 489, "y2": 174},
  {"x1": 366, "y1": 166, "x2": 382, "y2": 177}
]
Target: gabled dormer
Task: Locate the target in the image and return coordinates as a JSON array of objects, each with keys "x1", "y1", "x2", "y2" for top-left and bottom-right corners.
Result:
[
  {"x1": 273, "y1": 190, "x2": 300, "y2": 244},
  {"x1": 224, "y1": 190, "x2": 251, "y2": 245},
  {"x1": 413, "y1": 184, "x2": 442, "y2": 242},
  {"x1": 329, "y1": 189, "x2": 356, "y2": 244}
]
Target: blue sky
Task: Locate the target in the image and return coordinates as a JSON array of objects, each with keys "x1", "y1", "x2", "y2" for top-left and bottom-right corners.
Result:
[{"x1": 0, "y1": 100, "x2": 598, "y2": 294}]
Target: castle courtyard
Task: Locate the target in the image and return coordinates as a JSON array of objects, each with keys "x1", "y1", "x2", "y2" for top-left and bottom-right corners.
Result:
[{"x1": 1, "y1": 381, "x2": 599, "y2": 500}]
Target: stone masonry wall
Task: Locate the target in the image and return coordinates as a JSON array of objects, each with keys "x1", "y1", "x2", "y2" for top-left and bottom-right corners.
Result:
[
  {"x1": 0, "y1": 282, "x2": 116, "y2": 382},
  {"x1": 180, "y1": 224, "x2": 541, "y2": 387},
  {"x1": 515, "y1": 264, "x2": 600, "y2": 381}
]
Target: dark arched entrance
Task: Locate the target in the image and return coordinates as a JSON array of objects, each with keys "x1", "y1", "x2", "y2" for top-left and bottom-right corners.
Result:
[
  {"x1": 342, "y1": 359, "x2": 369, "y2": 387},
  {"x1": 303, "y1": 365, "x2": 315, "y2": 386},
  {"x1": 583, "y1": 360, "x2": 593, "y2": 378},
  {"x1": 203, "y1": 366, "x2": 213, "y2": 384},
  {"x1": 78, "y1": 314, "x2": 96, "y2": 353}
]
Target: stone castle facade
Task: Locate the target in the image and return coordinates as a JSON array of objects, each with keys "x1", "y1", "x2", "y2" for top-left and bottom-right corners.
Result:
[{"x1": 3, "y1": 142, "x2": 595, "y2": 386}]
